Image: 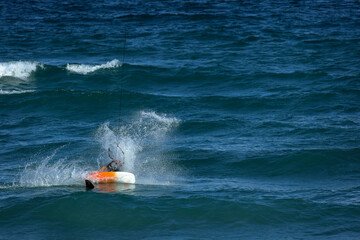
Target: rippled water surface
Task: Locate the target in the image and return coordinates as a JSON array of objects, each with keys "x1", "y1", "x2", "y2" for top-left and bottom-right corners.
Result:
[{"x1": 1, "y1": 1, "x2": 360, "y2": 239}]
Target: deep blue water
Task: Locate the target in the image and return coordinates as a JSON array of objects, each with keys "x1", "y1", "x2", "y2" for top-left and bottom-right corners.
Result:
[{"x1": 1, "y1": 0, "x2": 360, "y2": 239}]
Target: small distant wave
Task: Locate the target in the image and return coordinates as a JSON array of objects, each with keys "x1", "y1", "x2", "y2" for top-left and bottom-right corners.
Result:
[
  {"x1": 66, "y1": 59, "x2": 121, "y2": 74},
  {"x1": 0, "y1": 61, "x2": 43, "y2": 80},
  {"x1": 140, "y1": 110, "x2": 181, "y2": 126},
  {"x1": 0, "y1": 89, "x2": 35, "y2": 95}
]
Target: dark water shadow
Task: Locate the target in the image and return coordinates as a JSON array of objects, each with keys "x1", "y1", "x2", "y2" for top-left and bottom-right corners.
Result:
[{"x1": 91, "y1": 183, "x2": 135, "y2": 193}]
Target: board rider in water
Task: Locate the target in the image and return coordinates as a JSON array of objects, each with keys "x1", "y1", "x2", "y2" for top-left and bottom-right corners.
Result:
[{"x1": 99, "y1": 148, "x2": 124, "y2": 172}]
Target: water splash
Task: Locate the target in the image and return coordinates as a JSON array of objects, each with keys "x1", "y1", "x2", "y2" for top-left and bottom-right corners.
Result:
[
  {"x1": 17, "y1": 111, "x2": 180, "y2": 187},
  {"x1": 19, "y1": 147, "x2": 88, "y2": 187},
  {"x1": 66, "y1": 59, "x2": 121, "y2": 74},
  {"x1": 95, "y1": 122, "x2": 140, "y2": 172},
  {"x1": 95, "y1": 111, "x2": 181, "y2": 185}
]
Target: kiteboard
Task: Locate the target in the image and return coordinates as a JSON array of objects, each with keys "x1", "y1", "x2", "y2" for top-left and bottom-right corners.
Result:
[{"x1": 86, "y1": 171, "x2": 135, "y2": 184}]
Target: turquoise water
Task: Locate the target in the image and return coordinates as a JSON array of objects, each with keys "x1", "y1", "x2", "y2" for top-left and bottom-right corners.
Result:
[{"x1": 1, "y1": 1, "x2": 360, "y2": 239}]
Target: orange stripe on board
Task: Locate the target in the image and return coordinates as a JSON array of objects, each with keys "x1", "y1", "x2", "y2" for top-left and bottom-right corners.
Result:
[{"x1": 86, "y1": 172, "x2": 117, "y2": 183}]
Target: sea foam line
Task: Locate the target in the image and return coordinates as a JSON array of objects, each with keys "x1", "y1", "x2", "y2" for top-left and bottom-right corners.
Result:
[
  {"x1": 0, "y1": 89, "x2": 35, "y2": 95},
  {"x1": 0, "y1": 61, "x2": 43, "y2": 80},
  {"x1": 66, "y1": 59, "x2": 121, "y2": 74}
]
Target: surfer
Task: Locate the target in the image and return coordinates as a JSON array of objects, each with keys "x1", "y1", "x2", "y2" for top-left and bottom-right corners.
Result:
[{"x1": 99, "y1": 148, "x2": 124, "y2": 172}]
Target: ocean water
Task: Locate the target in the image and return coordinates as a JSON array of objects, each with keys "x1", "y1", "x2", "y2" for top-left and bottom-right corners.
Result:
[{"x1": 1, "y1": 0, "x2": 360, "y2": 239}]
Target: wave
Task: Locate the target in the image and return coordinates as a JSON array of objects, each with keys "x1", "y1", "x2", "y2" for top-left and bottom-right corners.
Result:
[
  {"x1": 0, "y1": 89, "x2": 35, "y2": 95},
  {"x1": 0, "y1": 59, "x2": 123, "y2": 81},
  {"x1": 66, "y1": 59, "x2": 121, "y2": 74},
  {"x1": 113, "y1": 12, "x2": 225, "y2": 22},
  {"x1": 140, "y1": 110, "x2": 180, "y2": 126},
  {"x1": 0, "y1": 61, "x2": 43, "y2": 80}
]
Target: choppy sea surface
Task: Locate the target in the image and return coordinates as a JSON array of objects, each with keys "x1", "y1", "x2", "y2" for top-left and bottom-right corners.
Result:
[{"x1": 1, "y1": 1, "x2": 360, "y2": 239}]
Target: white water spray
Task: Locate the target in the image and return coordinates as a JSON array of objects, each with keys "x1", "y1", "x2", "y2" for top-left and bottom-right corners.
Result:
[
  {"x1": 95, "y1": 111, "x2": 181, "y2": 184},
  {"x1": 19, "y1": 147, "x2": 89, "y2": 187},
  {"x1": 18, "y1": 111, "x2": 180, "y2": 187}
]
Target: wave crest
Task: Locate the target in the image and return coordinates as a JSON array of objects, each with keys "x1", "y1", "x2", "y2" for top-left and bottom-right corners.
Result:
[
  {"x1": 66, "y1": 59, "x2": 121, "y2": 74},
  {"x1": 0, "y1": 61, "x2": 43, "y2": 80},
  {"x1": 140, "y1": 110, "x2": 180, "y2": 126},
  {"x1": 0, "y1": 89, "x2": 35, "y2": 95}
]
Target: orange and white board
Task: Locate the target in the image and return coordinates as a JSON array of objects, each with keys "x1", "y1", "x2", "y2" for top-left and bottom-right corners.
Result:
[{"x1": 86, "y1": 171, "x2": 135, "y2": 184}]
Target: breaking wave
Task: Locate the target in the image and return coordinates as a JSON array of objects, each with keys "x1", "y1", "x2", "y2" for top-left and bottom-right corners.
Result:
[
  {"x1": 0, "y1": 61, "x2": 43, "y2": 80},
  {"x1": 140, "y1": 110, "x2": 180, "y2": 126},
  {"x1": 0, "y1": 89, "x2": 35, "y2": 95},
  {"x1": 66, "y1": 59, "x2": 121, "y2": 74}
]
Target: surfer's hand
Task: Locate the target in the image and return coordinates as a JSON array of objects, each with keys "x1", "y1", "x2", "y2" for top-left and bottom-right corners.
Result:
[{"x1": 99, "y1": 166, "x2": 108, "y2": 172}]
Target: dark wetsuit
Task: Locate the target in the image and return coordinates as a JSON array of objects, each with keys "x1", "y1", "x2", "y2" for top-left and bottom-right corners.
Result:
[{"x1": 106, "y1": 160, "x2": 123, "y2": 172}]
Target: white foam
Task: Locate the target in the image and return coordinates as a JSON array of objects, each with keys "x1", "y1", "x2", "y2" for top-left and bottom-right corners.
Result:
[
  {"x1": 0, "y1": 89, "x2": 35, "y2": 95},
  {"x1": 0, "y1": 61, "x2": 42, "y2": 80},
  {"x1": 66, "y1": 59, "x2": 121, "y2": 74}
]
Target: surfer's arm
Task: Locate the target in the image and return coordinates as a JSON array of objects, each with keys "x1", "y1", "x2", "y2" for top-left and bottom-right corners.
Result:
[
  {"x1": 108, "y1": 148, "x2": 114, "y2": 160},
  {"x1": 99, "y1": 166, "x2": 108, "y2": 172}
]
